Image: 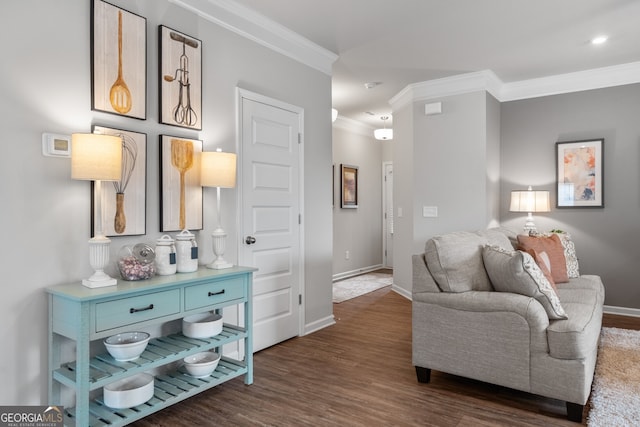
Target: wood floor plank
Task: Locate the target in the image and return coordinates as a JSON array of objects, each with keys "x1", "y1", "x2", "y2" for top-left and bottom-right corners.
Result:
[{"x1": 131, "y1": 287, "x2": 640, "y2": 426}]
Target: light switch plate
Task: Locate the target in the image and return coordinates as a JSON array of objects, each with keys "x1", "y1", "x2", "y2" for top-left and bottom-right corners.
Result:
[
  {"x1": 423, "y1": 206, "x2": 438, "y2": 217},
  {"x1": 42, "y1": 133, "x2": 71, "y2": 157}
]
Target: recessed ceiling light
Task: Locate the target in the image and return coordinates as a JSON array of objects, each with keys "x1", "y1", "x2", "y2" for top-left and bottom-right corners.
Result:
[
  {"x1": 591, "y1": 35, "x2": 608, "y2": 45},
  {"x1": 364, "y1": 82, "x2": 382, "y2": 89}
]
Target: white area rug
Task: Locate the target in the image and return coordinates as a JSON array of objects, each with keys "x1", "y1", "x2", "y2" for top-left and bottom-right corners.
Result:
[
  {"x1": 332, "y1": 272, "x2": 393, "y2": 303},
  {"x1": 588, "y1": 327, "x2": 640, "y2": 426}
]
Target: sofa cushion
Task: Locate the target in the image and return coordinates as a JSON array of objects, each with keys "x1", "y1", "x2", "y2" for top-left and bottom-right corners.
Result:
[
  {"x1": 546, "y1": 283, "x2": 603, "y2": 360},
  {"x1": 482, "y1": 245, "x2": 567, "y2": 320},
  {"x1": 517, "y1": 234, "x2": 569, "y2": 283},
  {"x1": 425, "y1": 230, "x2": 512, "y2": 293}
]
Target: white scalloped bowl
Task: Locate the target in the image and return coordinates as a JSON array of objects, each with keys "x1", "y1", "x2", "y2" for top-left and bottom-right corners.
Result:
[
  {"x1": 103, "y1": 373, "x2": 154, "y2": 409},
  {"x1": 182, "y1": 313, "x2": 223, "y2": 338},
  {"x1": 104, "y1": 332, "x2": 150, "y2": 361},
  {"x1": 183, "y1": 351, "x2": 221, "y2": 378}
]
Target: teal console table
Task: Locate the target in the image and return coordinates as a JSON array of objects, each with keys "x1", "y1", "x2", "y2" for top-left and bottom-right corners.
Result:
[{"x1": 47, "y1": 267, "x2": 255, "y2": 427}]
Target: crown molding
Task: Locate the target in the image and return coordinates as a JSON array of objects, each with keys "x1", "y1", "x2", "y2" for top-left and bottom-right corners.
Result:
[
  {"x1": 333, "y1": 115, "x2": 375, "y2": 138},
  {"x1": 168, "y1": 0, "x2": 338, "y2": 75},
  {"x1": 390, "y1": 62, "x2": 640, "y2": 110},
  {"x1": 500, "y1": 61, "x2": 640, "y2": 101},
  {"x1": 389, "y1": 70, "x2": 502, "y2": 111}
]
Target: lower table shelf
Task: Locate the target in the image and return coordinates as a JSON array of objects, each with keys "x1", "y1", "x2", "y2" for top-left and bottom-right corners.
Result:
[
  {"x1": 64, "y1": 357, "x2": 247, "y2": 427},
  {"x1": 53, "y1": 325, "x2": 246, "y2": 390}
]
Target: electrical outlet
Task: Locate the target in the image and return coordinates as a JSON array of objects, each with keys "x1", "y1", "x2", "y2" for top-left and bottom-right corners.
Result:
[{"x1": 345, "y1": 250, "x2": 350, "y2": 260}]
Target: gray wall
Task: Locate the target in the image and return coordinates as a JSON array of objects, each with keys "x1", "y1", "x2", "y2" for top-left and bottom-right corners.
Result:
[
  {"x1": 500, "y1": 83, "x2": 640, "y2": 309},
  {"x1": 332, "y1": 125, "x2": 387, "y2": 277},
  {"x1": 1, "y1": 0, "x2": 333, "y2": 404},
  {"x1": 393, "y1": 91, "x2": 500, "y2": 293}
]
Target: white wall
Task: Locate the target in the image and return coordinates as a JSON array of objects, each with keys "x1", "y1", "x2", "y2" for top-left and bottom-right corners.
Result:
[
  {"x1": 0, "y1": 0, "x2": 333, "y2": 404},
  {"x1": 392, "y1": 92, "x2": 500, "y2": 293}
]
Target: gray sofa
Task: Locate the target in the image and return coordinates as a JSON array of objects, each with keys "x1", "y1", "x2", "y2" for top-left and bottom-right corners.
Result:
[{"x1": 412, "y1": 228, "x2": 604, "y2": 422}]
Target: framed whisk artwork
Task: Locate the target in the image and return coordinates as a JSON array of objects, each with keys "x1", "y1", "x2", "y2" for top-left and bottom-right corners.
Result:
[
  {"x1": 91, "y1": 126, "x2": 147, "y2": 237},
  {"x1": 159, "y1": 135, "x2": 203, "y2": 232},
  {"x1": 159, "y1": 26, "x2": 202, "y2": 130},
  {"x1": 91, "y1": 0, "x2": 147, "y2": 120}
]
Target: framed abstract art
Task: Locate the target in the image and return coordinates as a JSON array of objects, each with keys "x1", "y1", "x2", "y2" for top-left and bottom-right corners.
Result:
[{"x1": 556, "y1": 139, "x2": 604, "y2": 208}]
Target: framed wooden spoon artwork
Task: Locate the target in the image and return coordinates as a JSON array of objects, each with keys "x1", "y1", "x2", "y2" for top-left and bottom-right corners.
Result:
[
  {"x1": 159, "y1": 135, "x2": 203, "y2": 232},
  {"x1": 91, "y1": 0, "x2": 146, "y2": 120}
]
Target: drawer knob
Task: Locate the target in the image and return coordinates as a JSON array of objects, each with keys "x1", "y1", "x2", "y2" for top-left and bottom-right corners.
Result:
[
  {"x1": 130, "y1": 304, "x2": 154, "y2": 314},
  {"x1": 208, "y1": 290, "x2": 225, "y2": 297}
]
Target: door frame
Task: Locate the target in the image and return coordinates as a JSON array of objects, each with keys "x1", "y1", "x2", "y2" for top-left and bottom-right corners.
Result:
[
  {"x1": 382, "y1": 161, "x2": 393, "y2": 269},
  {"x1": 236, "y1": 87, "x2": 306, "y2": 339}
]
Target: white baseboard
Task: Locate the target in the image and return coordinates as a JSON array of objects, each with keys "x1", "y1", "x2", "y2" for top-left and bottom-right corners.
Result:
[
  {"x1": 332, "y1": 264, "x2": 384, "y2": 282},
  {"x1": 304, "y1": 314, "x2": 336, "y2": 335},
  {"x1": 392, "y1": 285, "x2": 412, "y2": 301},
  {"x1": 603, "y1": 305, "x2": 640, "y2": 318}
]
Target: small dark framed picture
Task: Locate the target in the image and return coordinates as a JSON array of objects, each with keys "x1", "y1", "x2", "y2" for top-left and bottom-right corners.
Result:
[
  {"x1": 92, "y1": 126, "x2": 147, "y2": 237},
  {"x1": 341, "y1": 164, "x2": 358, "y2": 208},
  {"x1": 556, "y1": 139, "x2": 604, "y2": 208},
  {"x1": 91, "y1": 0, "x2": 147, "y2": 119},
  {"x1": 159, "y1": 135, "x2": 203, "y2": 231},
  {"x1": 159, "y1": 25, "x2": 202, "y2": 130}
]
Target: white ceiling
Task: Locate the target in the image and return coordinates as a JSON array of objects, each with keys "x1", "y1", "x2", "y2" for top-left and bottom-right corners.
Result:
[{"x1": 231, "y1": 0, "x2": 640, "y2": 128}]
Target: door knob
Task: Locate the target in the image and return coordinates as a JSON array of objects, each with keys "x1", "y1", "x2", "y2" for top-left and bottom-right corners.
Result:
[{"x1": 245, "y1": 236, "x2": 256, "y2": 245}]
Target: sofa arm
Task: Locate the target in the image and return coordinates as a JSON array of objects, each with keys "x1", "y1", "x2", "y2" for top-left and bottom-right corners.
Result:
[
  {"x1": 412, "y1": 254, "x2": 441, "y2": 293},
  {"x1": 413, "y1": 291, "x2": 549, "y2": 329},
  {"x1": 412, "y1": 291, "x2": 550, "y2": 392}
]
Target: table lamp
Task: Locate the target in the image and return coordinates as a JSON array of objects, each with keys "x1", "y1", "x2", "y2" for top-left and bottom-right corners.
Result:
[
  {"x1": 71, "y1": 133, "x2": 122, "y2": 287},
  {"x1": 201, "y1": 149, "x2": 237, "y2": 269},
  {"x1": 509, "y1": 186, "x2": 550, "y2": 235}
]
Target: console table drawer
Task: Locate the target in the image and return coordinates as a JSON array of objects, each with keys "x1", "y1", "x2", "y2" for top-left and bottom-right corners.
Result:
[
  {"x1": 185, "y1": 277, "x2": 244, "y2": 311},
  {"x1": 95, "y1": 289, "x2": 180, "y2": 332}
]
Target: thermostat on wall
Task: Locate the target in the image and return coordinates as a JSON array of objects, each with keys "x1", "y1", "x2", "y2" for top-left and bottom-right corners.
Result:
[{"x1": 42, "y1": 133, "x2": 71, "y2": 157}]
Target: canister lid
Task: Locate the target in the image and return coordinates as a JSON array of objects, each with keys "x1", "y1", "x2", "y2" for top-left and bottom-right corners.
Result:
[
  {"x1": 156, "y1": 234, "x2": 175, "y2": 245},
  {"x1": 176, "y1": 229, "x2": 194, "y2": 240}
]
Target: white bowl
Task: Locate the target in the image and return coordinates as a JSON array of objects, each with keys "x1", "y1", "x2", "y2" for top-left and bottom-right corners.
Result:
[
  {"x1": 103, "y1": 373, "x2": 154, "y2": 409},
  {"x1": 182, "y1": 313, "x2": 223, "y2": 338},
  {"x1": 183, "y1": 351, "x2": 221, "y2": 378},
  {"x1": 104, "y1": 332, "x2": 150, "y2": 362}
]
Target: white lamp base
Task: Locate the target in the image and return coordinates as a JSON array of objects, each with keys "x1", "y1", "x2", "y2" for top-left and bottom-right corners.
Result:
[
  {"x1": 83, "y1": 236, "x2": 117, "y2": 288},
  {"x1": 207, "y1": 228, "x2": 233, "y2": 270},
  {"x1": 523, "y1": 212, "x2": 538, "y2": 235}
]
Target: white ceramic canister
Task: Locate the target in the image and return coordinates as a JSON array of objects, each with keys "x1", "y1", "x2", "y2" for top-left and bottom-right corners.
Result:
[
  {"x1": 155, "y1": 234, "x2": 177, "y2": 275},
  {"x1": 175, "y1": 229, "x2": 198, "y2": 273}
]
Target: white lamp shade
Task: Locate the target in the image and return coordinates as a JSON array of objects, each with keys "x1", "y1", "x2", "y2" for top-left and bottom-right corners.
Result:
[
  {"x1": 71, "y1": 133, "x2": 122, "y2": 181},
  {"x1": 374, "y1": 128, "x2": 393, "y2": 140},
  {"x1": 201, "y1": 151, "x2": 237, "y2": 188},
  {"x1": 510, "y1": 189, "x2": 550, "y2": 213}
]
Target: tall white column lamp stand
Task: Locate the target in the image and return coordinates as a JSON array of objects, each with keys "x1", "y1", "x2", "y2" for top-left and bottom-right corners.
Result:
[
  {"x1": 201, "y1": 149, "x2": 237, "y2": 269},
  {"x1": 71, "y1": 133, "x2": 123, "y2": 288}
]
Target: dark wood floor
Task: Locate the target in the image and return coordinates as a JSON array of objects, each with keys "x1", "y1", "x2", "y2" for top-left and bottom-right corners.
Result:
[{"x1": 132, "y1": 287, "x2": 639, "y2": 427}]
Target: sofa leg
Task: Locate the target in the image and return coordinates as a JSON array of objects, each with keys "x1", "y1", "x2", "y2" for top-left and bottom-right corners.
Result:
[
  {"x1": 415, "y1": 366, "x2": 431, "y2": 383},
  {"x1": 566, "y1": 402, "x2": 583, "y2": 423}
]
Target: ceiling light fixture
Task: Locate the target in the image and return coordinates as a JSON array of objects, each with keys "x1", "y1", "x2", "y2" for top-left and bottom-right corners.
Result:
[
  {"x1": 591, "y1": 35, "x2": 608, "y2": 45},
  {"x1": 364, "y1": 82, "x2": 382, "y2": 90},
  {"x1": 374, "y1": 116, "x2": 393, "y2": 140}
]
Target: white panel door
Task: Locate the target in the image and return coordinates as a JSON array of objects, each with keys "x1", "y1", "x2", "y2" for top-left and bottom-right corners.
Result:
[{"x1": 239, "y1": 91, "x2": 302, "y2": 353}]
